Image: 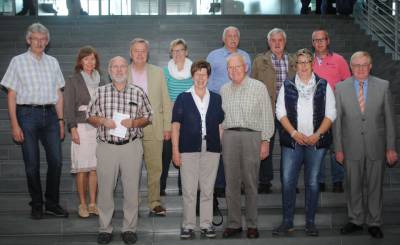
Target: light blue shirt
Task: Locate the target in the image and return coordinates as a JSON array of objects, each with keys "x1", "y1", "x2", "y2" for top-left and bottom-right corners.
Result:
[
  {"x1": 206, "y1": 47, "x2": 251, "y2": 94},
  {"x1": 354, "y1": 78, "x2": 368, "y2": 103}
]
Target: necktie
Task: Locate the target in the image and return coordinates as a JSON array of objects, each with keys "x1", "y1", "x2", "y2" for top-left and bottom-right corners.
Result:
[{"x1": 358, "y1": 81, "x2": 365, "y2": 113}]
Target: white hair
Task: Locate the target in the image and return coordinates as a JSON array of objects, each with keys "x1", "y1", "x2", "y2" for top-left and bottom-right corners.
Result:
[
  {"x1": 267, "y1": 28, "x2": 286, "y2": 42},
  {"x1": 26, "y1": 22, "x2": 50, "y2": 42},
  {"x1": 222, "y1": 26, "x2": 240, "y2": 41}
]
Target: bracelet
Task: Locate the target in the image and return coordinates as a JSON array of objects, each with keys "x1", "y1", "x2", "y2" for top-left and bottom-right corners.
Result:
[
  {"x1": 290, "y1": 130, "x2": 297, "y2": 138},
  {"x1": 315, "y1": 130, "x2": 321, "y2": 138}
]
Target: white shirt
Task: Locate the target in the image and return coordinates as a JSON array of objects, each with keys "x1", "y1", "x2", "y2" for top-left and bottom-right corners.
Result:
[
  {"x1": 1, "y1": 50, "x2": 65, "y2": 104},
  {"x1": 188, "y1": 86, "x2": 210, "y2": 138},
  {"x1": 276, "y1": 77, "x2": 336, "y2": 136}
]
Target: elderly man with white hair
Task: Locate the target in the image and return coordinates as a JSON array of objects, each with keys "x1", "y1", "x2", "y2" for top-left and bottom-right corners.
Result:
[
  {"x1": 221, "y1": 53, "x2": 274, "y2": 239},
  {"x1": 1, "y1": 22, "x2": 68, "y2": 220},
  {"x1": 206, "y1": 25, "x2": 252, "y2": 198},
  {"x1": 251, "y1": 27, "x2": 297, "y2": 194},
  {"x1": 87, "y1": 56, "x2": 153, "y2": 244}
]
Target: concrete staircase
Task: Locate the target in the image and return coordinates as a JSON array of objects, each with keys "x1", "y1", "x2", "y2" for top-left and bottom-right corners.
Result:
[{"x1": 0, "y1": 15, "x2": 400, "y2": 245}]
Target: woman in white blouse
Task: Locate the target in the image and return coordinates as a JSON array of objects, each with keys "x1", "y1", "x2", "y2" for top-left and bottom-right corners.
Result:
[{"x1": 273, "y1": 48, "x2": 336, "y2": 237}]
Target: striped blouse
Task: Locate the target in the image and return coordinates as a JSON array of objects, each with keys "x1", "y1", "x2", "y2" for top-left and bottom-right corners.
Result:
[{"x1": 163, "y1": 67, "x2": 193, "y2": 102}]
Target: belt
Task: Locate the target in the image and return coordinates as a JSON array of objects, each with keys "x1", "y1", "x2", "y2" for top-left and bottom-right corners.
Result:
[
  {"x1": 227, "y1": 127, "x2": 255, "y2": 132},
  {"x1": 104, "y1": 137, "x2": 137, "y2": 145},
  {"x1": 18, "y1": 104, "x2": 54, "y2": 109}
]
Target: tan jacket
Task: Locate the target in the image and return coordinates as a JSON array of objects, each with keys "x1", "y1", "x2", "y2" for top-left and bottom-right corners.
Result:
[
  {"x1": 128, "y1": 63, "x2": 171, "y2": 141},
  {"x1": 251, "y1": 50, "x2": 296, "y2": 110}
]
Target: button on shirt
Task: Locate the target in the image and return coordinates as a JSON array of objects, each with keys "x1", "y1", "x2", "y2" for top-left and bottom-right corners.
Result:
[
  {"x1": 221, "y1": 76, "x2": 274, "y2": 141},
  {"x1": 312, "y1": 52, "x2": 351, "y2": 89},
  {"x1": 1, "y1": 50, "x2": 65, "y2": 104},
  {"x1": 206, "y1": 47, "x2": 251, "y2": 94},
  {"x1": 189, "y1": 86, "x2": 210, "y2": 138},
  {"x1": 87, "y1": 83, "x2": 153, "y2": 143}
]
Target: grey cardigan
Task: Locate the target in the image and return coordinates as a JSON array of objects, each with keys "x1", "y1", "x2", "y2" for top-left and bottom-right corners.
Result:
[{"x1": 64, "y1": 71, "x2": 107, "y2": 131}]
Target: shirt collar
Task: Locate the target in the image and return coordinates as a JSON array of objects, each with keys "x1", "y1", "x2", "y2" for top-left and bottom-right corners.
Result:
[
  {"x1": 27, "y1": 48, "x2": 45, "y2": 61},
  {"x1": 271, "y1": 52, "x2": 287, "y2": 60}
]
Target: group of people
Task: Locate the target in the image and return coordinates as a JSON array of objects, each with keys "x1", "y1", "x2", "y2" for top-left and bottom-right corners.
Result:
[{"x1": 0, "y1": 21, "x2": 397, "y2": 245}]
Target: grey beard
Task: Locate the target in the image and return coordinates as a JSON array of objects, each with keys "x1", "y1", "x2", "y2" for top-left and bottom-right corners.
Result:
[{"x1": 112, "y1": 75, "x2": 127, "y2": 83}]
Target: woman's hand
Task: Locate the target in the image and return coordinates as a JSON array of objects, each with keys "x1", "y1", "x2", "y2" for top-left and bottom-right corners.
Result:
[
  {"x1": 172, "y1": 150, "x2": 181, "y2": 167},
  {"x1": 305, "y1": 133, "x2": 319, "y2": 146},
  {"x1": 292, "y1": 131, "x2": 308, "y2": 145},
  {"x1": 71, "y1": 127, "x2": 80, "y2": 145}
]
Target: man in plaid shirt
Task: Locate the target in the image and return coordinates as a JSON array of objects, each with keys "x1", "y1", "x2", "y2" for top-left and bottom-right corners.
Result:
[
  {"x1": 87, "y1": 56, "x2": 152, "y2": 245},
  {"x1": 251, "y1": 28, "x2": 296, "y2": 194}
]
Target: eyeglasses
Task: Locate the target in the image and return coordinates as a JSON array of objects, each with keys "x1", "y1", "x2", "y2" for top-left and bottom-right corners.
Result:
[
  {"x1": 296, "y1": 61, "x2": 312, "y2": 65},
  {"x1": 172, "y1": 49, "x2": 186, "y2": 54},
  {"x1": 312, "y1": 38, "x2": 327, "y2": 43},
  {"x1": 351, "y1": 63, "x2": 370, "y2": 69},
  {"x1": 227, "y1": 65, "x2": 244, "y2": 71},
  {"x1": 30, "y1": 37, "x2": 48, "y2": 43}
]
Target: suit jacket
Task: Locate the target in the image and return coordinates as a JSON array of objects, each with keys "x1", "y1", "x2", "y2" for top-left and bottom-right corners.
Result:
[
  {"x1": 128, "y1": 63, "x2": 171, "y2": 141},
  {"x1": 333, "y1": 75, "x2": 396, "y2": 161},
  {"x1": 251, "y1": 50, "x2": 296, "y2": 111}
]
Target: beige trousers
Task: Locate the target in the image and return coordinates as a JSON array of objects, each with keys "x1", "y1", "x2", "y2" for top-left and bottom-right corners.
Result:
[{"x1": 143, "y1": 139, "x2": 163, "y2": 209}]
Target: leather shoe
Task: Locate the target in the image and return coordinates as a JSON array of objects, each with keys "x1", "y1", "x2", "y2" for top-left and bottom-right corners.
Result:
[
  {"x1": 340, "y1": 222, "x2": 363, "y2": 234},
  {"x1": 332, "y1": 182, "x2": 344, "y2": 193},
  {"x1": 319, "y1": 183, "x2": 326, "y2": 192},
  {"x1": 121, "y1": 231, "x2": 137, "y2": 244},
  {"x1": 31, "y1": 205, "x2": 43, "y2": 220},
  {"x1": 368, "y1": 226, "x2": 383, "y2": 239},
  {"x1": 223, "y1": 227, "x2": 242, "y2": 238},
  {"x1": 247, "y1": 228, "x2": 259, "y2": 238},
  {"x1": 45, "y1": 204, "x2": 69, "y2": 218},
  {"x1": 97, "y1": 232, "x2": 112, "y2": 244}
]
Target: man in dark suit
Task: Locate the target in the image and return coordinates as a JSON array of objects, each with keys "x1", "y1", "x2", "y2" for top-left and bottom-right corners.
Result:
[{"x1": 334, "y1": 51, "x2": 398, "y2": 239}]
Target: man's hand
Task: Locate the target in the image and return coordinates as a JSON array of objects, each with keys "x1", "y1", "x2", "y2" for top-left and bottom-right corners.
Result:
[
  {"x1": 121, "y1": 118, "x2": 132, "y2": 128},
  {"x1": 260, "y1": 141, "x2": 270, "y2": 160},
  {"x1": 163, "y1": 131, "x2": 171, "y2": 140},
  {"x1": 336, "y1": 151, "x2": 344, "y2": 164},
  {"x1": 102, "y1": 118, "x2": 116, "y2": 129},
  {"x1": 386, "y1": 149, "x2": 398, "y2": 167},
  {"x1": 59, "y1": 120, "x2": 65, "y2": 140},
  {"x1": 11, "y1": 124, "x2": 24, "y2": 143},
  {"x1": 71, "y1": 127, "x2": 80, "y2": 144}
]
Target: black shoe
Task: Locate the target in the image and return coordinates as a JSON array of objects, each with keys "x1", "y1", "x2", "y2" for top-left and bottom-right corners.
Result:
[
  {"x1": 332, "y1": 182, "x2": 344, "y2": 193},
  {"x1": 178, "y1": 189, "x2": 182, "y2": 196},
  {"x1": 296, "y1": 187, "x2": 300, "y2": 194},
  {"x1": 97, "y1": 232, "x2": 112, "y2": 244},
  {"x1": 214, "y1": 187, "x2": 225, "y2": 198},
  {"x1": 121, "y1": 231, "x2": 137, "y2": 244},
  {"x1": 340, "y1": 222, "x2": 363, "y2": 234},
  {"x1": 305, "y1": 223, "x2": 319, "y2": 236},
  {"x1": 368, "y1": 226, "x2": 383, "y2": 239},
  {"x1": 160, "y1": 189, "x2": 166, "y2": 196},
  {"x1": 31, "y1": 205, "x2": 43, "y2": 220},
  {"x1": 319, "y1": 183, "x2": 326, "y2": 192},
  {"x1": 222, "y1": 227, "x2": 242, "y2": 238},
  {"x1": 258, "y1": 183, "x2": 272, "y2": 194},
  {"x1": 45, "y1": 205, "x2": 69, "y2": 218}
]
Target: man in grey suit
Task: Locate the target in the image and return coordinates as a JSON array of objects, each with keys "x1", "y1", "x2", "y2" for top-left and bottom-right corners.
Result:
[{"x1": 334, "y1": 51, "x2": 398, "y2": 239}]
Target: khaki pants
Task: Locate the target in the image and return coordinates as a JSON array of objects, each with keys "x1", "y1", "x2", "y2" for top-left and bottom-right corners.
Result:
[
  {"x1": 143, "y1": 139, "x2": 163, "y2": 209},
  {"x1": 97, "y1": 139, "x2": 143, "y2": 233},
  {"x1": 180, "y1": 140, "x2": 220, "y2": 229}
]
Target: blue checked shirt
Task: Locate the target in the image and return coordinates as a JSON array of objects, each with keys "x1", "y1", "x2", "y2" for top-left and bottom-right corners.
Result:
[
  {"x1": 1, "y1": 50, "x2": 65, "y2": 104},
  {"x1": 271, "y1": 53, "x2": 289, "y2": 97}
]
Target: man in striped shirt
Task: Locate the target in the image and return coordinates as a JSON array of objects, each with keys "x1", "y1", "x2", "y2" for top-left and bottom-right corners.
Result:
[
  {"x1": 1, "y1": 22, "x2": 68, "y2": 220},
  {"x1": 87, "y1": 56, "x2": 152, "y2": 245}
]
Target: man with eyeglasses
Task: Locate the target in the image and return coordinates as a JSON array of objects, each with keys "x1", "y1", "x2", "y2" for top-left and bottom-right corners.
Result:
[
  {"x1": 334, "y1": 51, "x2": 397, "y2": 239},
  {"x1": 1, "y1": 22, "x2": 68, "y2": 219},
  {"x1": 220, "y1": 53, "x2": 274, "y2": 239},
  {"x1": 88, "y1": 56, "x2": 153, "y2": 244},
  {"x1": 251, "y1": 28, "x2": 296, "y2": 194},
  {"x1": 311, "y1": 29, "x2": 351, "y2": 193}
]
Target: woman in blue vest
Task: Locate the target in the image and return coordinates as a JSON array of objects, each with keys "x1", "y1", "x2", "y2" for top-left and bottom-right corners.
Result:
[
  {"x1": 273, "y1": 48, "x2": 336, "y2": 236},
  {"x1": 171, "y1": 60, "x2": 224, "y2": 239}
]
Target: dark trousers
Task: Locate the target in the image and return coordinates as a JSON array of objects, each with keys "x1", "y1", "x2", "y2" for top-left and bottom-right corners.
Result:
[
  {"x1": 258, "y1": 131, "x2": 275, "y2": 186},
  {"x1": 214, "y1": 156, "x2": 225, "y2": 189},
  {"x1": 160, "y1": 139, "x2": 181, "y2": 192},
  {"x1": 18, "y1": 0, "x2": 36, "y2": 15},
  {"x1": 301, "y1": 0, "x2": 311, "y2": 14},
  {"x1": 17, "y1": 105, "x2": 62, "y2": 208}
]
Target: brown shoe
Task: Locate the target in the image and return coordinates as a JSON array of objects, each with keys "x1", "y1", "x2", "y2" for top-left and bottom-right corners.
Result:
[
  {"x1": 222, "y1": 227, "x2": 242, "y2": 238},
  {"x1": 247, "y1": 228, "x2": 259, "y2": 238},
  {"x1": 78, "y1": 204, "x2": 89, "y2": 218},
  {"x1": 150, "y1": 205, "x2": 166, "y2": 216}
]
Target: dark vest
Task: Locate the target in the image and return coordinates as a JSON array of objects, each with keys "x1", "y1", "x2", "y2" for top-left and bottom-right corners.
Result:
[{"x1": 279, "y1": 76, "x2": 332, "y2": 149}]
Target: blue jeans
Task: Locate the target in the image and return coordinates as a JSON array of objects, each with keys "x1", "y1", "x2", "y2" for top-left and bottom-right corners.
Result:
[
  {"x1": 318, "y1": 150, "x2": 344, "y2": 184},
  {"x1": 281, "y1": 145, "x2": 326, "y2": 226},
  {"x1": 17, "y1": 105, "x2": 62, "y2": 208}
]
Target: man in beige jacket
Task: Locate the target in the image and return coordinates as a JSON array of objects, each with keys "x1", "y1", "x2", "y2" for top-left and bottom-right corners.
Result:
[
  {"x1": 251, "y1": 28, "x2": 296, "y2": 194},
  {"x1": 128, "y1": 38, "x2": 172, "y2": 216}
]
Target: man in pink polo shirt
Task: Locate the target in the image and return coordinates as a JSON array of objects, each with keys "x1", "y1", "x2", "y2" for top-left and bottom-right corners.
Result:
[{"x1": 312, "y1": 29, "x2": 351, "y2": 193}]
